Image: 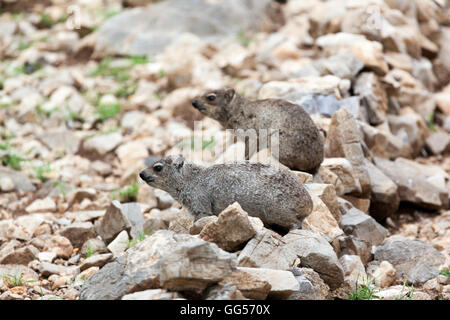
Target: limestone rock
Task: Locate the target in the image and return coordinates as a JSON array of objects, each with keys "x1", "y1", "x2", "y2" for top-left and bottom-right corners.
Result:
[
  {"x1": 60, "y1": 222, "x2": 96, "y2": 248},
  {"x1": 340, "y1": 208, "x2": 388, "y2": 246},
  {"x1": 220, "y1": 269, "x2": 271, "y2": 300},
  {"x1": 354, "y1": 72, "x2": 388, "y2": 125},
  {"x1": 374, "y1": 236, "x2": 446, "y2": 285},
  {"x1": 372, "y1": 261, "x2": 397, "y2": 288}
]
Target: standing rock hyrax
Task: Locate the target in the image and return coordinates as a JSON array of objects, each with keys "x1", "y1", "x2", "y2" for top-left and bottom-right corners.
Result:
[
  {"x1": 192, "y1": 88, "x2": 324, "y2": 172},
  {"x1": 139, "y1": 155, "x2": 313, "y2": 231}
]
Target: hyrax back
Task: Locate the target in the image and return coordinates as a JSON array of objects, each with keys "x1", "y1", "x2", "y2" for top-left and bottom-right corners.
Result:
[
  {"x1": 192, "y1": 88, "x2": 324, "y2": 172},
  {"x1": 140, "y1": 155, "x2": 313, "y2": 231}
]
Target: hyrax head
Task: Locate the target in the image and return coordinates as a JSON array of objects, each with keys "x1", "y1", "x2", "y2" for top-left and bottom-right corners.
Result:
[
  {"x1": 191, "y1": 88, "x2": 235, "y2": 123},
  {"x1": 139, "y1": 155, "x2": 185, "y2": 194}
]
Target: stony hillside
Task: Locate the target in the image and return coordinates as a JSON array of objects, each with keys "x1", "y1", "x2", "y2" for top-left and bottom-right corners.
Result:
[{"x1": 0, "y1": 0, "x2": 449, "y2": 300}]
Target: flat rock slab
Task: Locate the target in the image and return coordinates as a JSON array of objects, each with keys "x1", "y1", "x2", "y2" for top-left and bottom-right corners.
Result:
[
  {"x1": 237, "y1": 267, "x2": 299, "y2": 299},
  {"x1": 340, "y1": 208, "x2": 388, "y2": 246},
  {"x1": 0, "y1": 167, "x2": 35, "y2": 192},
  {"x1": 374, "y1": 236, "x2": 446, "y2": 285}
]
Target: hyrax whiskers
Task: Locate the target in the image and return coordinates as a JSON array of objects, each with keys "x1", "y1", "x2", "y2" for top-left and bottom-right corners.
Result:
[
  {"x1": 139, "y1": 155, "x2": 313, "y2": 232},
  {"x1": 192, "y1": 88, "x2": 324, "y2": 172}
]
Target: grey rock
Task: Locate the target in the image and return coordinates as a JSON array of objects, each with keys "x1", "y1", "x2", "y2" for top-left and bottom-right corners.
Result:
[
  {"x1": 81, "y1": 238, "x2": 108, "y2": 258},
  {"x1": 82, "y1": 132, "x2": 123, "y2": 156},
  {"x1": 80, "y1": 253, "x2": 113, "y2": 271},
  {"x1": 295, "y1": 268, "x2": 330, "y2": 300},
  {"x1": 364, "y1": 159, "x2": 399, "y2": 221},
  {"x1": 97, "y1": 201, "x2": 144, "y2": 244},
  {"x1": 313, "y1": 52, "x2": 364, "y2": 80},
  {"x1": 338, "y1": 235, "x2": 372, "y2": 265},
  {"x1": 80, "y1": 230, "x2": 236, "y2": 299},
  {"x1": 0, "y1": 167, "x2": 35, "y2": 192},
  {"x1": 299, "y1": 95, "x2": 361, "y2": 118},
  {"x1": 38, "y1": 129, "x2": 80, "y2": 155},
  {"x1": 122, "y1": 289, "x2": 183, "y2": 300},
  {"x1": 0, "y1": 241, "x2": 39, "y2": 265},
  {"x1": 374, "y1": 157, "x2": 448, "y2": 210},
  {"x1": 205, "y1": 283, "x2": 247, "y2": 300},
  {"x1": 282, "y1": 230, "x2": 344, "y2": 290},
  {"x1": 374, "y1": 236, "x2": 446, "y2": 285},
  {"x1": 60, "y1": 222, "x2": 97, "y2": 248},
  {"x1": 95, "y1": 0, "x2": 276, "y2": 57},
  {"x1": 189, "y1": 216, "x2": 218, "y2": 235},
  {"x1": 354, "y1": 72, "x2": 388, "y2": 125},
  {"x1": 425, "y1": 132, "x2": 450, "y2": 155},
  {"x1": 289, "y1": 268, "x2": 320, "y2": 300},
  {"x1": 340, "y1": 208, "x2": 388, "y2": 246},
  {"x1": 39, "y1": 262, "x2": 80, "y2": 277}
]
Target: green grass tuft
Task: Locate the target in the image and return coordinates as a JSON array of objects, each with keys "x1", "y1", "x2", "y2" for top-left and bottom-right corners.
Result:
[
  {"x1": 440, "y1": 269, "x2": 450, "y2": 277},
  {"x1": 96, "y1": 103, "x2": 121, "y2": 121},
  {"x1": 3, "y1": 274, "x2": 38, "y2": 287},
  {"x1": 114, "y1": 179, "x2": 139, "y2": 202},
  {"x1": 348, "y1": 275, "x2": 380, "y2": 300}
]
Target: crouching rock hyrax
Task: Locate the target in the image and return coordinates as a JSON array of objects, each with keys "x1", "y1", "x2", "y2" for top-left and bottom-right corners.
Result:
[
  {"x1": 192, "y1": 88, "x2": 324, "y2": 172},
  {"x1": 139, "y1": 155, "x2": 313, "y2": 231}
]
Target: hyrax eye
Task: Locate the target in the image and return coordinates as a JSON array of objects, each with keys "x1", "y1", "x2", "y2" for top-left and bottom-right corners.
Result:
[
  {"x1": 207, "y1": 95, "x2": 216, "y2": 102},
  {"x1": 153, "y1": 164, "x2": 163, "y2": 172}
]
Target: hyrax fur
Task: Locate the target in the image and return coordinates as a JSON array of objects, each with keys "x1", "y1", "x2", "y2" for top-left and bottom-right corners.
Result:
[
  {"x1": 139, "y1": 155, "x2": 313, "y2": 231},
  {"x1": 192, "y1": 88, "x2": 324, "y2": 172}
]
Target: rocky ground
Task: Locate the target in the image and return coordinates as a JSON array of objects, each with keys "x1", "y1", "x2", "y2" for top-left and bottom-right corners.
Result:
[{"x1": 0, "y1": 0, "x2": 450, "y2": 300}]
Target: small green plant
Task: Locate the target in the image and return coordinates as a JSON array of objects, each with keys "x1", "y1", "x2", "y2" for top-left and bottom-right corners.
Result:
[
  {"x1": 40, "y1": 13, "x2": 53, "y2": 28},
  {"x1": 126, "y1": 55, "x2": 150, "y2": 65},
  {"x1": 3, "y1": 274, "x2": 38, "y2": 287},
  {"x1": 53, "y1": 180, "x2": 69, "y2": 197},
  {"x1": 0, "y1": 143, "x2": 23, "y2": 170},
  {"x1": 89, "y1": 58, "x2": 130, "y2": 82},
  {"x1": 125, "y1": 231, "x2": 154, "y2": 249},
  {"x1": 18, "y1": 40, "x2": 31, "y2": 51},
  {"x1": 395, "y1": 280, "x2": 415, "y2": 300},
  {"x1": 115, "y1": 84, "x2": 137, "y2": 98},
  {"x1": 113, "y1": 179, "x2": 139, "y2": 202},
  {"x1": 158, "y1": 70, "x2": 166, "y2": 78},
  {"x1": 86, "y1": 243, "x2": 94, "y2": 258},
  {"x1": 236, "y1": 31, "x2": 251, "y2": 47},
  {"x1": 348, "y1": 275, "x2": 380, "y2": 300},
  {"x1": 440, "y1": 269, "x2": 450, "y2": 277},
  {"x1": 96, "y1": 103, "x2": 121, "y2": 121},
  {"x1": 202, "y1": 136, "x2": 216, "y2": 151},
  {"x1": 427, "y1": 111, "x2": 437, "y2": 132},
  {"x1": 33, "y1": 163, "x2": 52, "y2": 182}
]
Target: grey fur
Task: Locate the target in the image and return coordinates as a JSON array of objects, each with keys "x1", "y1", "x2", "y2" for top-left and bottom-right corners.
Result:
[
  {"x1": 192, "y1": 88, "x2": 324, "y2": 172},
  {"x1": 140, "y1": 155, "x2": 313, "y2": 231}
]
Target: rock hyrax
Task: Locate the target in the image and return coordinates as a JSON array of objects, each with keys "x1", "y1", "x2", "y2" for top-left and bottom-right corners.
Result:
[
  {"x1": 192, "y1": 88, "x2": 324, "y2": 172},
  {"x1": 139, "y1": 155, "x2": 313, "y2": 231}
]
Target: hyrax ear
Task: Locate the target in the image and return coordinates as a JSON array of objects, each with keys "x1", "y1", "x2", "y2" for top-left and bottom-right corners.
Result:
[
  {"x1": 174, "y1": 154, "x2": 185, "y2": 170},
  {"x1": 224, "y1": 88, "x2": 235, "y2": 101}
]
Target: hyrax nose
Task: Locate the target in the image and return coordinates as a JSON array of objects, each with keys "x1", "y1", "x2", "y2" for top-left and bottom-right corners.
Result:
[
  {"x1": 139, "y1": 171, "x2": 148, "y2": 181},
  {"x1": 192, "y1": 100, "x2": 199, "y2": 108}
]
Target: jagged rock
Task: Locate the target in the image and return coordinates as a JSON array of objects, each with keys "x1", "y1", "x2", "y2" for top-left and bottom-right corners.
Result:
[
  {"x1": 43, "y1": 235, "x2": 73, "y2": 259},
  {"x1": 364, "y1": 159, "x2": 399, "y2": 221},
  {"x1": 189, "y1": 216, "x2": 218, "y2": 235},
  {"x1": 302, "y1": 194, "x2": 344, "y2": 243},
  {"x1": 81, "y1": 238, "x2": 108, "y2": 258},
  {"x1": 374, "y1": 236, "x2": 446, "y2": 285},
  {"x1": 339, "y1": 255, "x2": 366, "y2": 291},
  {"x1": 0, "y1": 241, "x2": 39, "y2": 265},
  {"x1": 374, "y1": 157, "x2": 448, "y2": 210},
  {"x1": 316, "y1": 32, "x2": 389, "y2": 75},
  {"x1": 338, "y1": 235, "x2": 372, "y2": 265},
  {"x1": 60, "y1": 222, "x2": 96, "y2": 248},
  {"x1": 340, "y1": 208, "x2": 388, "y2": 246},
  {"x1": 354, "y1": 72, "x2": 388, "y2": 125},
  {"x1": 319, "y1": 158, "x2": 360, "y2": 195},
  {"x1": 80, "y1": 230, "x2": 236, "y2": 300},
  {"x1": 97, "y1": 201, "x2": 144, "y2": 244},
  {"x1": 200, "y1": 202, "x2": 260, "y2": 252},
  {"x1": 220, "y1": 269, "x2": 271, "y2": 300},
  {"x1": 38, "y1": 251, "x2": 57, "y2": 263},
  {"x1": 387, "y1": 112, "x2": 428, "y2": 157},
  {"x1": 360, "y1": 122, "x2": 412, "y2": 159},
  {"x1": 106, "y1": 230, "x2": 129, "y2": 257},
  {"x1": 306, "y1": 183, "x2": 341, "y2": 223},
  {"x1": 238, "y1": 229, "x2": 297, "y2": 270},
  {"x1": 283, "y1": 230, "x2": 344, "y2": 290},
  {"x1": 324, "y1": 107, "x2": 370, "y2": 196},
  {"x1": 293, "y1": 267, "x2": 330, "y2": 300}
]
